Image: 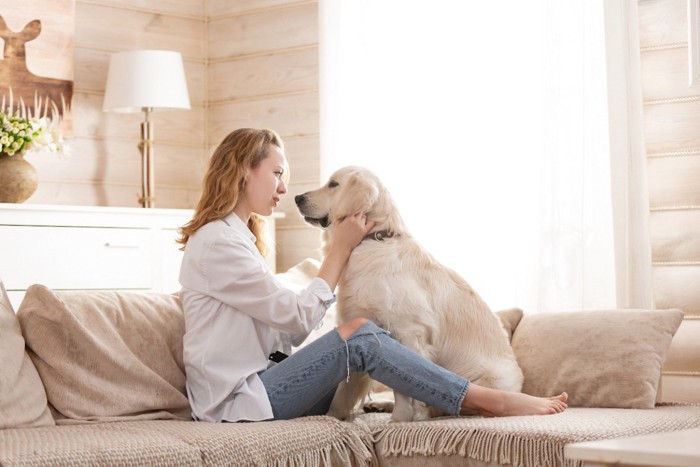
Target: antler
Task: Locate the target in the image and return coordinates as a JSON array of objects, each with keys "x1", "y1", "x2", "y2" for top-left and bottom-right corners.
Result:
[{"x1": 0, "y1": 16, "x2": 8, "y2": 38}]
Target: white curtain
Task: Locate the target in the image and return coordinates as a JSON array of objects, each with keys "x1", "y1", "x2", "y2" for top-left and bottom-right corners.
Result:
[{"x1": 319, "y1": 0, "x2": 649, "y2": 313}]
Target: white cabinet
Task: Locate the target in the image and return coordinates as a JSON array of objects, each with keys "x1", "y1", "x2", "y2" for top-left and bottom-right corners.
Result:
[{"x1": 0, "y1": 204, "x2": 281, "y2": 309}]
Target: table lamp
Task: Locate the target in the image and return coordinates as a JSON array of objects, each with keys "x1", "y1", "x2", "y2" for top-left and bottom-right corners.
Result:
[{"x1": 103, "y1": 50, "x2": 190, "y2": 208}]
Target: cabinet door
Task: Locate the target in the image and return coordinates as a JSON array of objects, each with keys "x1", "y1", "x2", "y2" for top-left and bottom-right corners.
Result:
[{"x1": 0, "y1": 226, "x2": 152, "y2": 290}]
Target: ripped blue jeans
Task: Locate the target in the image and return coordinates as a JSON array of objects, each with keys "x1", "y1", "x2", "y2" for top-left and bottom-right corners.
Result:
[{"x1": 258, "y1": 321, "x2": 469, "y2": 420}]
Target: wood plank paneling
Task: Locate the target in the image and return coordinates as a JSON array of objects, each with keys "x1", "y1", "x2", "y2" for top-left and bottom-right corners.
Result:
[
  {"x1": 643, "y1": 101, "x2": 700, "y2": 153},
  {"x1": 641, "y1": 0, "x2": 700, "y2": 401},
  {"x1": 76, "y1": 2, "x2": 204, "y2": 60},
  {"x1": 664, "y1": 320, "x2": 700, "y2": 373},
  {"x1": 284, "y1": 135, "x2": 320, "y2": 182},
  {"x1": 208, "y1": 3, "x2": 317, "y2": 59},
  {"x1": 208, "y1": 47, "x2": 318, "y2": 102},
  {"x1": 660, "y1": 375, "x2": 700, "y2": 403},
  {"x1": 26, "y1": 138, "x2": 204, "y2": 187},
  {"x1": 85, "y1": 0, "x2": 205, "y2": 18},
  {"x1": 647, "y1": 156, "x2": 700, "y2": 207},
  {"x1": 207, "y1": 0, "x2": 303, "y2": 18},
  {"x1": 276, "y1": 226, "x2": 323, "y2": 272},
  {"x1": 652, "y1": 266, "x2": 700, "y2": 313},
  {"x1": 28, "y1": 181, "x2": 200, "y2": 209},
  {"x1": 208, "y1": 92, "x2": 319, "y2": 145},
  {"x1": 637, "y1": 0, "x2": 687, "y2": 48},
  {"x1": 641, "y1": 46, "x2": 697, "y2": 101},
  {"x1": 650, "y1": 209, "x2": 700, "y2": 261}
]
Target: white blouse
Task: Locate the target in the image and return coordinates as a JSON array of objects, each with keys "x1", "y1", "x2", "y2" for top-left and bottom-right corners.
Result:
[{"x1": 179, "y1": 212, "x2": 335, "y2": 422}]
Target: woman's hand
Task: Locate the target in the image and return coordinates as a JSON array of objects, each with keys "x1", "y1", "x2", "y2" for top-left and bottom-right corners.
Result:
[
  {"x1": 331, "y1": 213, "x2": 376, "y2": 255},
  {"x1": 317, "y1": 213, "x2": 375, "y2": 291}
]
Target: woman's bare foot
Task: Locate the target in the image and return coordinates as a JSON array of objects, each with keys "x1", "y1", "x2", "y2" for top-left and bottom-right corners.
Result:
[{"x1": 461, "y1": 384, "x2": 568, "y2": 417}]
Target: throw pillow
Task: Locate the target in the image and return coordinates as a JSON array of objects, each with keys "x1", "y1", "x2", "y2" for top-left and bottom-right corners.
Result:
[
  {"x1": 511, "y1": 308, "x2": 684, "y2": 409},
  {"x1": 494, "y1": 307, "x2": 523, "y2": 341},
  {"x1": 0, "y1": 280, "x2": 54, "y2": 428},
  {"x1": 17, "y1": 285, "x2": 191, "y2": 422}
]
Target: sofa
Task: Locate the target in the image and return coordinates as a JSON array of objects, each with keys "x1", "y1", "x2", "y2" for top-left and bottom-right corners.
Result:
[{"x1": 2, "y1": 266, "x2": 700, "y2": 467}]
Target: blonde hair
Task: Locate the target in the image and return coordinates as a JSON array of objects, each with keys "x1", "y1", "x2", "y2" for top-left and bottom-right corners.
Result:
[{"x1": 177, "y1": 128, "x2": 285, "y2": 255}]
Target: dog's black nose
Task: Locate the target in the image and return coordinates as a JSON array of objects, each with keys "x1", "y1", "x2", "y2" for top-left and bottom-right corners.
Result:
[{"x1": 294, "y1": 194, "x2": 305, "y2": 206}]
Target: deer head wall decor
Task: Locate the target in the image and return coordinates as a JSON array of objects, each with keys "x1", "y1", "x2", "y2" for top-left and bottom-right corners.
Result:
[{"x1": 0, "y1": 15, "x2": 73, "y2": 119}]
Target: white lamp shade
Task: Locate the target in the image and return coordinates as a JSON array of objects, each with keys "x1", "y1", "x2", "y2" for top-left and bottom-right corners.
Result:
[{"x1": 103, "y1": 50, "x2": 191, "y2": 113}]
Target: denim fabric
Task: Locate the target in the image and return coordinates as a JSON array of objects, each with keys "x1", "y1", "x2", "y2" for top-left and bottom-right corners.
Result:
[{"x1": 259, "y1": 321, "x2": 469, "y2": 420}]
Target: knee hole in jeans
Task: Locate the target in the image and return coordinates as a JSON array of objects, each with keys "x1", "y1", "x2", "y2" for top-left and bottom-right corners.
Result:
[{"x1": 336, "y1": 317, "x2": 370, "y2": 341}]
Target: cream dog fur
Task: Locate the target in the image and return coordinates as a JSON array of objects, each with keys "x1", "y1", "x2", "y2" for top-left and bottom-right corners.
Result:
[{"x1": 295, "y1": 166, "x2": 524, "y2": 422}]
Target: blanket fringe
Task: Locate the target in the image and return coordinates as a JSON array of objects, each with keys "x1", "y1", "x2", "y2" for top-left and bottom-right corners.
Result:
[
  {"x1": 373, "y1": 425, "x2": 582, "y2": 467},
  {"x1": 264, "y1": 426, "x2": 377, "y2": 467}
]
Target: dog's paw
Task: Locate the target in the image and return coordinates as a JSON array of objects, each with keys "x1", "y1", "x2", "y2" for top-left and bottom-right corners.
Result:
[
  {"x1": 363, "y1": 390, "x2": 395, "y2": 413},
  {"x1": 410, "y1": 403, "x2": 433, "y2": 421},
  {"x1": 363, "y1": 399, "x2": 394, "y2": 413}
]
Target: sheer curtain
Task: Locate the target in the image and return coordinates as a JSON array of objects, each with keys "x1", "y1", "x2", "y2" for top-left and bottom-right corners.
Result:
[{"x1": 319, "y1": 1, "x2": 651, "y2": 314}]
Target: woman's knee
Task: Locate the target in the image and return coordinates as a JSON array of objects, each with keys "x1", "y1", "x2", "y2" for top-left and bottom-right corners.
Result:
[{"x1": 336, "y1": 317, "x2": 370, "y2": 341}]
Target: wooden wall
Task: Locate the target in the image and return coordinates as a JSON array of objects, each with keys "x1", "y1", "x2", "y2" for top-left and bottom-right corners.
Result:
[
  {"x1": 638, "y1": 0, "x2": 700, "y2": 401},
  {"x1": 20, "y1": 0, "x2": 322, "y2": 272}
]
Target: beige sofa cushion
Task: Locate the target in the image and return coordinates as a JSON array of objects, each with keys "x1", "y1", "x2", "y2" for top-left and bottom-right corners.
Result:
[
  {"x1": 17, "y1": 285, "x2": 190, "y2": 422},
  {"x1": 0, "y1": 280, "x2": 54, "y2": 428},
  {"x1": 511, "y1": 309, "x2": 684, "y2": 408}
]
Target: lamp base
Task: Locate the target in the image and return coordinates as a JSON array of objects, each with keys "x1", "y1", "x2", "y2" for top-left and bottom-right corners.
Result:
[
  {"x1": 138, "y1": 108, "x2": 155, "y2": 208},
  {"x1": 137, "y1": 194, "x2": 155, "y2": 208}
]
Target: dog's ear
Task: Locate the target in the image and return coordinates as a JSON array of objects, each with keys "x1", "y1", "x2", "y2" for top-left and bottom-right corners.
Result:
[{"x1": 333, "y1": 172, "x2": 380, "y2": 221}]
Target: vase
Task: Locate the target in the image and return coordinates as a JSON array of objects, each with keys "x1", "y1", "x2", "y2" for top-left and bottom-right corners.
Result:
[{"x1": 0, "y1": 152, "x2": 38, "y2": 203}]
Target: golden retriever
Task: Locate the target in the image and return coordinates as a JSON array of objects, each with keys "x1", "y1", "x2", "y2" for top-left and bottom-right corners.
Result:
[{"x1": 295, "y1": 166, "x2": 524, "y2": 421}]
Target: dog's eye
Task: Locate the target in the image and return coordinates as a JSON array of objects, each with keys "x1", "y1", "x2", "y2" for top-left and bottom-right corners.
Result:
[{"x1": 328, "y1": 180, "x2": 339, "y2": 188}]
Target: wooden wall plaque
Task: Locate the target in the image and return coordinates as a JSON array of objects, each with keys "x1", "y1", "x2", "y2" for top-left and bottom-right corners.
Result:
[{"x1": 0, "y1": 1, "x2": 74, "y2": 132}]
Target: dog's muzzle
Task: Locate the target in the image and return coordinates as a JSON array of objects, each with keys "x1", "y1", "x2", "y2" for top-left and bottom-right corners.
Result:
[
  {"x1": 303, "y1": 215, "x2": 330, "y2": 228},
  {"x1": 295, "y1": 193, "x2": 330, "y2": 228}
]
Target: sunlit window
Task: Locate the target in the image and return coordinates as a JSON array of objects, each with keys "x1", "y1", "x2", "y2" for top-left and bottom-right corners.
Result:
[{"x1": 319, "y1": 0, "x2": 616, "y2": 313}]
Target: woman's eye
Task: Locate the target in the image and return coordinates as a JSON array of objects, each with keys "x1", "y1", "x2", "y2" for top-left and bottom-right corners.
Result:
[
  {"x1": 275, "y1": 171, "x2": 283, "y2": 179},
  {"x1": 328, "y1": 181, "x2": 339, "y2": 188}
]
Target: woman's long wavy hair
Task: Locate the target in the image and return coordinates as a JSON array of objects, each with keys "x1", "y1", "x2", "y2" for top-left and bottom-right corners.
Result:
[{"x1": 177, "y1": 128, "x2": 285, "y2": 255}]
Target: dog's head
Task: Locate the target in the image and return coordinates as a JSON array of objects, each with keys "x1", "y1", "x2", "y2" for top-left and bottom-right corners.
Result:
[{"x1": 295, "y1": 166, "x2": 383, "y2": 229}]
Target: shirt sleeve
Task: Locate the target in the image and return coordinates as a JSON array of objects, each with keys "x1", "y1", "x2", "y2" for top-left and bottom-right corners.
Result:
[{"x1": 200, "y1": 231, "x2": 334, "y2": 343}]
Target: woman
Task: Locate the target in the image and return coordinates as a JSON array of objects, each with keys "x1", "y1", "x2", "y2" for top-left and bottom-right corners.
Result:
[{"x1": 177, "y1": 128, "x2": 567, "y2": 422}]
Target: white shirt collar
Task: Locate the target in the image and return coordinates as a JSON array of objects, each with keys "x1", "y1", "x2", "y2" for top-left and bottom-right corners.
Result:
[{"x1": 222, "y1": 211, "x2": 256, "y2": 243}]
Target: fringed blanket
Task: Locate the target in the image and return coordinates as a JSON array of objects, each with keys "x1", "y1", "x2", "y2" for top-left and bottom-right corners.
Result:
[
  {"x1": 355, "y1": 403, "x2": 700, "y2": 467},
  {"x1": 0, "y1": 416, "x2": 376, "y2": 467}
]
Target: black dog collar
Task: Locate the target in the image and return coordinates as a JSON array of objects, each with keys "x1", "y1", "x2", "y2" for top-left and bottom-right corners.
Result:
[{"x1": 363, "y1": 230, "x2": 398, "y2": 242}]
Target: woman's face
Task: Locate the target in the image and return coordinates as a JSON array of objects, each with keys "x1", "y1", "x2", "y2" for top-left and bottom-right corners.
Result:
[{"x1": 241, "y1": 144, "x2": 288, "y2": 217}]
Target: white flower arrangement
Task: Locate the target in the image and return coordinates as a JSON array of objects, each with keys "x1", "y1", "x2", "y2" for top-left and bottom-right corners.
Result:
[
  {"x1": 0, "y1": 111, "x2": 41, "y2": 156},
  {"x1": 0, "y1": 93, "x2": 71, "y2": 158}
]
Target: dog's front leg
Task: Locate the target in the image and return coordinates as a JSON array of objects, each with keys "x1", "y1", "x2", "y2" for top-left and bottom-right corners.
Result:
[
  {"x1": 327, "y1": 372, "x2": 372, "y2": 420},
  {"x1": 391, "y1": 391, "x2": 415, "y2": 422}
]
